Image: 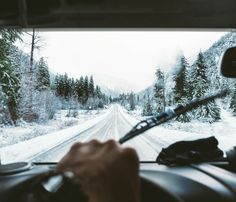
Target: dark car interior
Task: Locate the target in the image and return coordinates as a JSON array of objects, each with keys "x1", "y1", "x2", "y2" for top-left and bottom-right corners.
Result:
[
  {"x1": 0, "y1": 0, "x2": 236, "y2": 28},
  {"x1": 1, "y1": 0, "x2": 236, "y2": 202}
]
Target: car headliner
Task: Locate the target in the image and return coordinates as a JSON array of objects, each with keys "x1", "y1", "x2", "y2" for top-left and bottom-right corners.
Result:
[{"x1": 0, "y1": 0, "x2": 236, "y2": 28}]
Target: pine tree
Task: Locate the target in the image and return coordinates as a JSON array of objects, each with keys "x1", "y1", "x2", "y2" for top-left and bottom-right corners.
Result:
[
  {"x1": 54, "y1": 74, "x2": 59, "y2": 95},
  {"x1": 191, "y1": 52, "x2": 221, "y2": 123},
  {"x1": 35, "y1": 57, "x2": 50, "y2": 91},
  {"x1": 173, "y1": 55, "x2": 191, "y2": 122},
  {"x1": 77, "y1": 76, "x2": 84, "y2": 103},
  {"x1": 23, "y1": 28, "x2": 44, "y2": 122},
  {"x1": 84, "y1": 76, "x2": 89, "y2": 102},
  {"x1": 88, "y1": 75, "x2": 95, "y2": 97},
  {"x1": 109, "y1": 96, "x2": 113, "y2": 103},
  {"x1": 129, "y1": 92, "x2": 136, "y2": 111},
  {"x1": 63, "y1": 73, "x2": 70, "y2": 99},
  {"x1": 51, "y1": 74, "x2": 58, "y2": 91},
  {"x1": 74, "y1": 79, "x2": 79, "y2": 100},
  {"x1": 67, "y1": 77, "x2": 73, "y2": 98},
  {"x1": 142, "y1": 96, "x2": 153, "y2": 116},
  {"x1": 0, "y1": 29, "x2": 21, "y2": 124},
  {"x1": 0, "y1": 86, "x2": 11, "y2": 124},
  {"x1": 53, "y1": 73, "x2": 106, "y2": 109},
  {"x1": 230, "y1": 81, "x2": 236, "y2": 115},
  {"x1": 57, "y1": 75, "x2": 65, "y2": 97},
  {"x1": 191, "y1": 52, "x2": 208, "y2": 98},
  {"x1": 71, "y1": 78, "x2": 76, "y2": 98},
  {"x1": 174, "y1": 56, "x2": 190, "y2": 101},
  {"x1": 154, "y1": 68, "x2": 165, "y2": 113},
  {"x1": 95, "y1": 85, "x2": 102, "y2": 99}
]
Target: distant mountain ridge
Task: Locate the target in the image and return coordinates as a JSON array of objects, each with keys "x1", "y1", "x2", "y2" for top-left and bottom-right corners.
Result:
[
  {"x1": 139, "y1": 32, "x2": 236, "y2": 99},
  {"x1": 92, "y1": 74, "x2": 140, "y2": 97}
]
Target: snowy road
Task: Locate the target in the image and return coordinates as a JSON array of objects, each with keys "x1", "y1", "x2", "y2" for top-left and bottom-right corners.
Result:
[
  {"x1": 31, "y1": 104, "x2": 162, "y2": 162},
  {"x1": 2, "y1": 104, "x2": 235, "y2": 164}
]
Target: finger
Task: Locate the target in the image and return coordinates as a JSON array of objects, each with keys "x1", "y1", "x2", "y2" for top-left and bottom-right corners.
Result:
[
  {"x1": 104, "y1": 139, "x2": 120, "y2": 150},
  {"x1": 69, "y1": 142, "x2": 83, "y2": 153}
]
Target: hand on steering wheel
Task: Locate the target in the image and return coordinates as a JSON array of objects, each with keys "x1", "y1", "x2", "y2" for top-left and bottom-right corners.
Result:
[{"x1": 57, "y1": 139, "x2": 140, "y2": 202}]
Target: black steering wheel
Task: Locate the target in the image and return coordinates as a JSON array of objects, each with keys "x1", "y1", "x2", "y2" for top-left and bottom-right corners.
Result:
[{"x1": 6, "y1": 171, "x2": 180, "y2": 202}]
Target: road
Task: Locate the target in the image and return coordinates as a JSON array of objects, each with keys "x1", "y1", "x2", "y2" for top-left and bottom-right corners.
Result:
[
  {"x1": 2, "y1": 104, "x2": 234, "y2": 164},
  {"x1": 32, "y1": 104, "x2": 164, "y2": 162}
]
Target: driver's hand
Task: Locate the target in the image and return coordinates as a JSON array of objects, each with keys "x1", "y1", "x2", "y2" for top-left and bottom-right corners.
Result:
[{"x1": 57, "y1": 139, "x2": 140, "y2": 202}]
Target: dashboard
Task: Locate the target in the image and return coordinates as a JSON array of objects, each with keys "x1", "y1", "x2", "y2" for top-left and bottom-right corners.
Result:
[{"x1": 0, "y1": 161, "x2": 236, "y2": 202}]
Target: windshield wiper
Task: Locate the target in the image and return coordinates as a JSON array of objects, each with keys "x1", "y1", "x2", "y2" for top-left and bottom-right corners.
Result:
[{"x1": 119, "y1": 90, "x2": 229, "y2": 144}]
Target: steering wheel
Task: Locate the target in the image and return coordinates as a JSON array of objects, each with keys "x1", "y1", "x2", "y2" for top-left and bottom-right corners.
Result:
[{"x1": 6, "y1": 171, "x2": 180, "y2": 202}]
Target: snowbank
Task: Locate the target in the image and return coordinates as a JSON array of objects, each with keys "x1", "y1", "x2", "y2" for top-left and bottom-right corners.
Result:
[
  {"x1": 120, "y1": 106, "x2": 236, "y2": 153},
  {"x1": 0, "y1": 107, "x2": 112, "y2": 163},
  {"x1": 0, "y1": 109, "x2": 107, "y2": 148}
]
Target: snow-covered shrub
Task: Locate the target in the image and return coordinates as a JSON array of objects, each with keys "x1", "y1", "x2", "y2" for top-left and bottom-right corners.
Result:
[
  {"x1": 45, "y1": 91, "x2": 60, "y2": 120},
  {"x1": 61, "y1": 119, "x2": 78, "y2": 128},
  {"x1": 66, "y1": 98, "x2": 79, "y2": 117},
  {"x1": 66, "y1": 109, "x2": 78, "y2": 118},
  {"x1": 20, "y1": 89, "x2": 59, "y2": 122},
  {"x1": 85, "y1": 97, "x2": 105, "y2": 110},
  {"x1": 142, "y1": 98, "x2": 153, "y2": 116},
  {"x1": 0, "y1": 88, "x2": 11, "y2": 125}
]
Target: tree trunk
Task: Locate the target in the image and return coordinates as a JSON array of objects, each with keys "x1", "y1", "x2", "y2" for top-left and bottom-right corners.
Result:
[
  {"x1": 23, "y1": 28, "x2": 38, "y2": 122},
  {"x1": 7, "y1": 101, "x2": 18, "y2": 125}
]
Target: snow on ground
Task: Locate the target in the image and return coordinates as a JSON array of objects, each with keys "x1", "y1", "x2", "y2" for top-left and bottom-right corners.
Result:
[
  {"x1": 1, "y1": 104, "x2": 236, "y2": 164},
  {"x1": 124, "y1": 107, "x2": 236, "y2": 153},
  {"x1": 0, "y1": 108, "x2": 108, "y2": 148},
  {"x1": 0, "y1": 107, "x2": 112, "y2": 163}
]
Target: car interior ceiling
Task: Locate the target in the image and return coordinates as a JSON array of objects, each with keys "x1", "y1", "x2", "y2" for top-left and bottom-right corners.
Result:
[{"x1": 0, "y1": 0, "x2": 236, "y2": 28}]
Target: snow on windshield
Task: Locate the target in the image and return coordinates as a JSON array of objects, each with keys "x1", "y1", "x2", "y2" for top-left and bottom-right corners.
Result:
[{"x1": 1, "y1": 30, "x2": 236, "y2": 163}]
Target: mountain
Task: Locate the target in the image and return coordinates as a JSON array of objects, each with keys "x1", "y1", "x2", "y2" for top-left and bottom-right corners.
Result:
[
  {"x1": 137, "y1": 84, "x2": 154, "y2": 98},
  {"x1": 137, "y1": 31, "x2": 236, "y2": 107},
  {"x1": 93, "y1": 73, "x2": 140, "y2": 97},
  {"x1": 203, "y1": 32, "x2": 236, "y2": 91}
]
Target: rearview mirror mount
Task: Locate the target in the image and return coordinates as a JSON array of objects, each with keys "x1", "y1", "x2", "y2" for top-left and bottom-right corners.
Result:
[{"x1": 220, "y1": 47, "x2": 236, "y2": 78}]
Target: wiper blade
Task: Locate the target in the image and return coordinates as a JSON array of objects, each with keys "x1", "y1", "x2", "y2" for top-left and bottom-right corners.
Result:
[{"x1": 119, "y1": 90, "x2": 229, "y2": 144}]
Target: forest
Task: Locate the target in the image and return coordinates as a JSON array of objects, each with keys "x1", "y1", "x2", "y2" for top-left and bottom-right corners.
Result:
[
  {"x1": 1, "y1": 29, "x2": 236, "y2": 127},
  {"x1": 116, "y1": 32, "x2": 236, "y2": 123},
  {"x1": 0, "y1": 29, "x2": 110, "y2": 125}
]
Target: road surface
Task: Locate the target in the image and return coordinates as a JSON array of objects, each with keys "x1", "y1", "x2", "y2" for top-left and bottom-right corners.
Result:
[
  {"x1": 3, "y1": 104, "x2": 234, "y2": 164},
  {"x1": 31, "y1": 104, "x2": 165, "y2": 162}
]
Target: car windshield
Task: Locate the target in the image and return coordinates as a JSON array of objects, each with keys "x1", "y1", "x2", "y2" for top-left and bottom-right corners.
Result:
[{"x1": 0, "y1": 29, "x2": 236, "y2": 163}]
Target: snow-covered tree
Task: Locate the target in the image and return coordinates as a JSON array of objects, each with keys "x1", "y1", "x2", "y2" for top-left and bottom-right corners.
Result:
[
  {"x1": 0, "y1": 86, "x2": 11, "y2": 124},
  {"x1": 230, "y1": 82, "x2": 236, "y2": 115},
  {"x1": 35, "y1": 57, "x2": 50, "y2": 91},
  {"x1": 173, "y1": 55, "x2": 191, "y2": 122},
  {"x1": 88, "y1": 75, "x2": 94, "y2": 97},
  {"x1": 70, "y1": 78, "x2": 76, "y2": 98},
  {"x1": 77, "y1": 76, "x2": 85, "y2": 103},
  {"x1": 84, "y1": 76, "x2": 89, "y2": 101},
  {"x1": 154, "y1": 68, "x2": 165, "y2": 113},
  {"x1": 95, "y1": 85, "x2": 102, "y2": 99},
  {"x1": 22, "y1": 28, "x2": 44, "y2": 122},
  {"x1": 32, "y1": 90, "x2": 59, "y2": 121},
  {"x1": 174, "y1": 56, "x2": 190, "y2": 101},
  {"x1": 191, "y1": 52, "x2": 221, "y2": 123},
  {"x1": 129, "y1": 92, "x2": 136, "y2": 111},
  {"x1": 142, "y1": 96, "x2": 153, "y2": 116},
  {"x1": 63, "y1": 73, "x2": 70, "y2": 99},
  {"x1": 53, "y1": 73, "x2": 107, "y2": 109},
  {"x1": 0, "y1": 29, "x2": 22, "y2": 124},
  {"x1": 55, "y1": 74, "x2": 64, "y2": 97}
]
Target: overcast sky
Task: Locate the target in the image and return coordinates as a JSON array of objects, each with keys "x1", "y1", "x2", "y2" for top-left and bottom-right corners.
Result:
[{"x1": 20, "y1": 30, "x2": 227, "y2": 91}]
